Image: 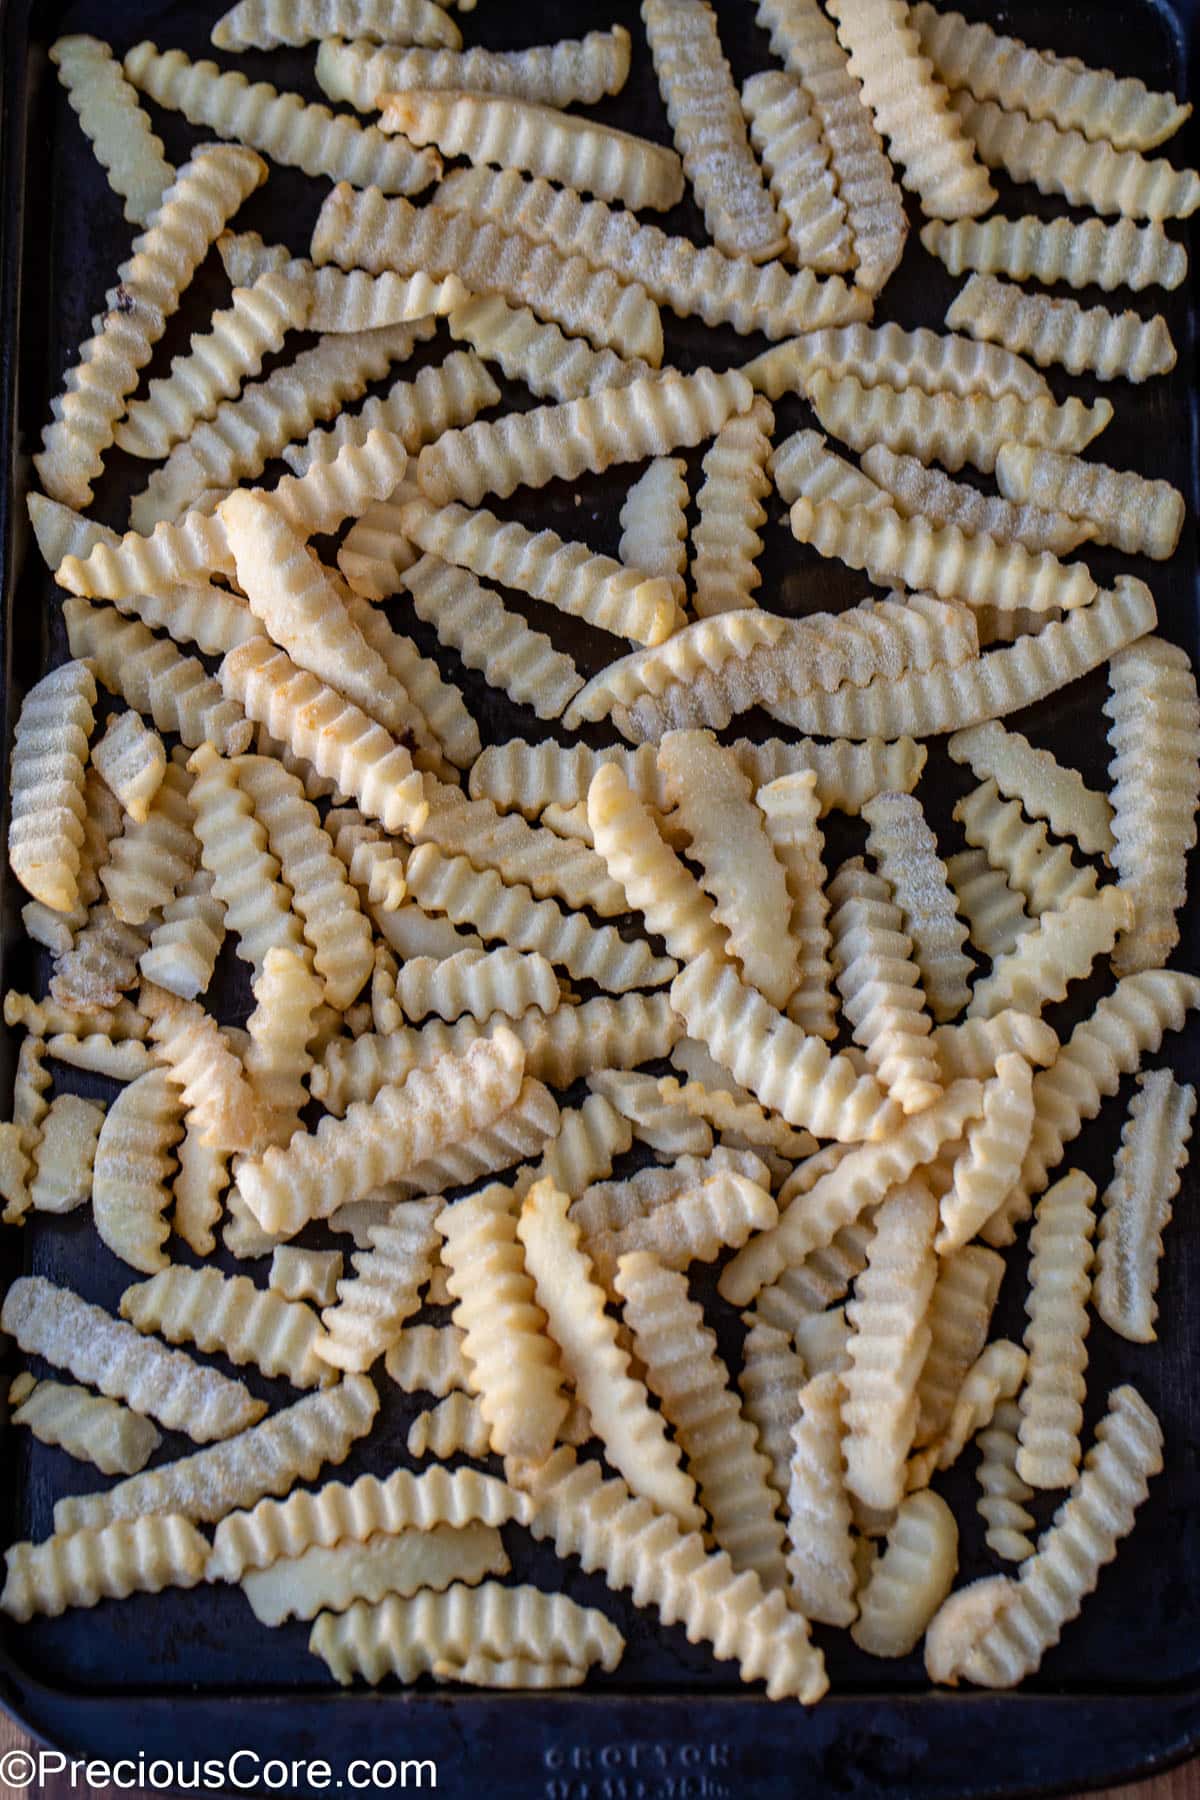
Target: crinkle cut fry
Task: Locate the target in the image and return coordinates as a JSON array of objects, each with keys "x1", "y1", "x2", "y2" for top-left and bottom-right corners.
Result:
[
  {"x1": 510, "y1": 1448, "x2": 827, "y2": 1701},
  {"x1": 428, "y1": 164, "x2": 874, "y2": 337},
  {"x1": 314, "y1": 29, "x2": 631, "y2": 110},
  {"x1": 911, "y1": 3, "x2": 1191, "y2": 150},
  {"x1": 215, "y1": 0, "x2": 463, "y2": 51},
  {"x1": 51, "y1": 35, "x2": 174, "y2": 228},
  {"x1": 753, "y1": 0, "x2": 908, "y2": 292},
  {"x1": 764, "y1": 578, "x2": 1155, "y2": 739},
  {"x1": 311, "y1": 183, "x2": 663, "y2": 364},
  {"x1": 35, "y1": 144, "x2": 266, "y2": 508},
  {"x1": 123, "y1": 42, "x2": 442, "y2": 194},
  {"x1": 641, "y1": 0, "x2": 786, "y2": 261},
  {"x1": 378, "y1": 89, "x2": 684, "y2": 213},
  {"x1": 947, "y1": 91, "x2": 1200, "y2": 221},
  {"x1": 920, "y1": 214, "x2": 1189, "y2": 294},
  {"x1": 824, "y1": 0, "x2": 995, "y2": 221},
  {"x1": 412, "y1": 368, "x2": 754, "y2": 509}
]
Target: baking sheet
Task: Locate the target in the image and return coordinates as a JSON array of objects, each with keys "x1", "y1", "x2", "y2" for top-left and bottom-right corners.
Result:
[{"x1": 1, "y1": 0, "x2": 1199, "y2": 1790}]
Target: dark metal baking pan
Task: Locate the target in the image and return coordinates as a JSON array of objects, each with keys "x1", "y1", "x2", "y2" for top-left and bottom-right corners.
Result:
[{"x1": 1, "y1": 0, "x2": 1199, "y2": 1791}]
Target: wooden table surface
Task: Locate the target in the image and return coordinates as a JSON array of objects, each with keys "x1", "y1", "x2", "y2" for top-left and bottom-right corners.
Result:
[{"x1": 0, "y1": 1704, "x2": 1196, "y2": 1800}]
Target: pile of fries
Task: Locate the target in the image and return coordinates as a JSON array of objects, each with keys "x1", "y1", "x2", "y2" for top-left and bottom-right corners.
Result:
[{"x1": 3, "y1": 0, "x2": 1198, "y2": 1701}]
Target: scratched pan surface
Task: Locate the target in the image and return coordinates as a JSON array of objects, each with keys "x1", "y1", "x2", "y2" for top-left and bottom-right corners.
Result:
[{"x1": 0, "y1": 0, "x2": 1199, "y2": 1792}]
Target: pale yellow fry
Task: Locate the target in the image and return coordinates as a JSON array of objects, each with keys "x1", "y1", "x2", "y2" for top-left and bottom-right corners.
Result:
[
  {"x1": 54, "y1": 1377, "x2": 379, "y2": 1534},
  {"x1": 431, "y1": 164, "x2": 872, "y2": 337},
  {"x1": 316, "y1": 28, "x2": 629, "y2": 108},
  {"x1": 615, "y1": 1252, "x2": 788, "y2": 1590},
  {"x1": 769, "y1": 429, "x2": 889, "y2": 511},
  {"x1": 63, "y1": 600, "x2": 252, "y2": 755},
  {"x1": 414, "y1": 368, "x2": 752, "y2": 508},
  {"x1": 404, "y1": 554, "x2": 582, "y2": 722},
  {"x1": 826, "y1": 0, "x2": 993, "y2": 219},
  {"x1": 827, "y1": 860, "x2": 941, "y2": 1115},
  {"x1": 283, "y1": 356, "x2": 496, "y2": 473},
  {"x1": 218, "y1": 639, "x2": 430, "y2": 834},
  {"x1": 691, "y1": 399, "x2": 773, "y2": 618},
  {"x1": 658, "y1": 729, "x2": 796, "y2": 1006},
  {"x1": 1094, "y1": 1069, "x2": 1196, "y2": 1345},
  {"x1": 571, "y1": 1146, "x2": 767, "y2": 1237},
  {"x1": 853, "y1": 1491, "x2": 958, "y2": 1657},
  {"x1": 51, "y1": 35, "x2": 173, "y2": 226},
  {"x1": 312, "y1": 183, "x2": 663, "y2": 364},
  {"x1": 214, "y1": 0, "x2": 462, "y2": 51},
  {"x1": 1104, "y1": 637, "x2": 1200, "y2": 974},
  {"x1": 311, "y1": 1581, "x2": 624, "y2": 1686},
  {"x1": 381, "y1": 89, "x2": 682, "y2": 212},
  {"x1": 920, "y1": 213, "x2": 1188, "y2": 293},
  {"x1": 755, "y1": 771, "x2": 837, "y2": 1041},
  {"x1": 439, "y1": 1183, "x2": 570, "y2": 1463},
  {"x1": 719, "y1": 1081, "x2": 983, "y2": 1305},
  {"x1": 784, "y1": 1371, "x2": 856, "y2": 1626},
  {"x1": 116, "y1": 272, "x2": 309, "y2": 458},
  {"x1": 754, "y1": 0, "x2": 908, "y2": 292},
  {"x1": 518, "y1": 1180, "x2": 700, "y2": 1526},
  {"x1": 239, "y1": 1032, "x2": 525, "y2": 1236},
  {"x1": 953, "y1": 778, "x2": 1099, "y2": 920},
  {"x1": 140, "y1": 869, "x2": 226, "y2": 1002},
  {"x1": 841, "y1": 1177, "x2": 939, "y2": 1511},
  {"x1": 145, "y1": 984, "x2": 264, "y2": 1154},
  {"x1": 936, "y1": 1054, "x2": 1035, "y2": 1255},
  {"x1": 124, "y1": 42, "x2": 440, "y2": 193},
  {"x1": 768, "y1": 578, "x2": 1154, "y2": 739},
  {"x1": 28, "y1": 1094, "x2": 105, "y2": 1217},
  {"x1": 407, "y1": 1391, "x2": 493, "y2": 1461},
  {"x1": 316, "y1": 1195, "x2": 444, "y2": 1375},
  {"x1": 995, "y1": 442, "x2": 1184, "y2": 562},
  {"x1": 1018, "y1": 1169, "x2": 1096, "y2": 1491},
  {"x1": 7, "y1": 662, "x2": 96, "y2": 915},
  {"x1": 936, "y1": 1339, "x2": 1027, "y2": 1471},
  {"x1": 243, "y1": 1522, "x2": 508, "y2": 1626},
  {"x1": 1, "y1": 1276, "x2": 265, "y2": 1443},
  {"x1": 400, "y1": 497, "x2": 682, "y2": 646},
  {"x1": 34, "y1": 145, "x2": 265, "y2": 509},
  {"x1": 745, "y1": 322, "x2": 1049, "y2": 403},
  {"x1": 310, "y1": 995, "x2": 681, "y2": 1113},
  {"x1": 641, "y1": 0, "x2": 784, "y2": 259},
  {"x1": 948, "y1": 721, "x2": 1113, "y2": 858},
  {"x1": 618, "y1": 459, "x2": 688, "y2": 604},
  {"x1": 91, "y1": 1068, "x2": 182, "y2": 1274},
  {"x1": 741, "y1": 69, "x2": 852, "y2": 274},
  {"x1": 2, "y1": 1515, "x2": 208, "y2": 1621},
  {"x1": 860, "y1": 445, "x2": 1100, "y2": 555},
  {"x1": 948, "y1": 91, "x2": 1200, "y2": 220},
  {"x1": 671, "y1": 949, "x2": 898, "y2": 1143},
  {"x1": 121, "y1": 1265, "x2": 333, "y2": 1390},
  {"x1": 914, "y1": 1245, "x2": 1004, "y2": 1450},
  {"x1": 586, "y1": 762, "x2": 724, "y2": 965},
  {"x1": 584, "y1": 1169, "x2": 777, "y2": 1288},
  {"x1": 926, "y1": 1386, "x2": 1162, "y2": 1689},
  {"x1": 385, "y1": 1325, "x2": 471, "y2": 1398},
  {"x1": 912, "y1": 4, "x2": 1190, "y2": 150},
  {"x1": 7, "y1": 1375, "x2": 160, "y2": 1476},
  {"x1": 807, "y1": 370, "x2": 1112, "y2": 473},
  {"x1": 90, "y1": 712, "x2": 165, "y2": 826},
  {"x1": 975, "y1": 1398, "x2": 1036, "y2": 1563},
  {"x1": 862, "y1": 790, "x2": 973, "y2": 1024},
  {"x1": 947, "y1": 273, "x2": 1176, "y2": 382},
  {"x1": 405, "y1": 843, "x2": 674, "y2": 993},
  {"x1": 512, "y1": 1445, "x2": 827, "y2": 1700},
  {"x1": 448, "y1": 295, "x2": 649, "y2": 405},
  {"x1": 131, "y1": 325, "x2": 427, "y2": 531},
  {"x1": 208, "y1": 1466, "x2": 530, "y2": 1580},
  {"x1": 792, "y1": 496, "x2": 1096, "y2": 616}
]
